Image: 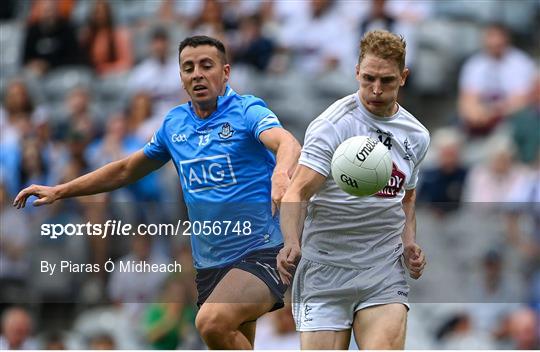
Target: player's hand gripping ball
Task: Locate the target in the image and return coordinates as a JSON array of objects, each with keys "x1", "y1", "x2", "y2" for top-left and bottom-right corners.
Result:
[{"x1": 331, "y1": 136, "x2": 392, "y2": 197}]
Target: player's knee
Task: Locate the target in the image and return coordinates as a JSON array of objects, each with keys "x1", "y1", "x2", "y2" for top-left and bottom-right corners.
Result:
[
  {"x1": 362, "y1": 330, "x2": 405, "y2": 349},
  {"x1": 363, "y1": 339, "x2": 403, "y2": 350},
  {"x1": 195, "y1": 309, "x2": 230, "y2": 341}
]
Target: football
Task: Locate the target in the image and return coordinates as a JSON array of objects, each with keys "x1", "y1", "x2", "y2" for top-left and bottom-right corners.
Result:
[{"x1": 331, "y1": 136, "x2": 392, "y2": 197}]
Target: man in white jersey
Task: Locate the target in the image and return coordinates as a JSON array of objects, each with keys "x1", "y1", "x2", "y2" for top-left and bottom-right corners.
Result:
[{"x1": 277, "y1": 30, "x2": 430, "y2": 349}]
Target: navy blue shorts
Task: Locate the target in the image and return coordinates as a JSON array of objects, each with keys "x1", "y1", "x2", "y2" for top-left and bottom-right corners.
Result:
[{"x1": 195, "y1": 245, "x2": 287, "y2": 312}]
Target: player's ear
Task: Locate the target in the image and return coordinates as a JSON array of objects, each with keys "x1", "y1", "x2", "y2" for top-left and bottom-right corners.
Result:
[
  {"x1": 400, "y1": 68, "x2": 410, "y2": 86},
  {"x1": 223, "y1": 64, "x2": 231, "y2": 83}
]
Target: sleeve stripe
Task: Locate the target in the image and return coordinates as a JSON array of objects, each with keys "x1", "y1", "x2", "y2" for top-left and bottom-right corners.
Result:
[{"x1": 258, "y1": 115, "x2": 279, "y2": 125}]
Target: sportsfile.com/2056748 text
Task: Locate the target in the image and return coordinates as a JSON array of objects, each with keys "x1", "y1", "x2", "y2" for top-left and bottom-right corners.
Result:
[{"x1": 40, "y1": 220, "x2": 253, "y2": 239}]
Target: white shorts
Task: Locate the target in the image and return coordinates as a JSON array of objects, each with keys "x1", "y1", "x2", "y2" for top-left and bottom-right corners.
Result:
[{"x1": 292, "y1": 256, "x2": 410, "y2": 331}]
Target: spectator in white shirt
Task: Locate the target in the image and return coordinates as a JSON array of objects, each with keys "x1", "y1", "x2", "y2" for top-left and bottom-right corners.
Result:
[
  {"x1": 462, "y1": 135, "x2": 526, "y2": 203},
  {"x1": 458, "y1": 23, "x2": 536, "y2": 136},
  {"x1": 128, "y1": 27, "x2": 186, "y2": 117},
  {"x1": 277, "y1": 0, "x2": 356, "y2": 74}
]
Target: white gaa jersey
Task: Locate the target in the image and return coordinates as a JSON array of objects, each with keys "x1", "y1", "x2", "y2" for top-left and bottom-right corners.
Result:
[{"x1": 299, "y1": 92, "x2": 430, "y2": 268}]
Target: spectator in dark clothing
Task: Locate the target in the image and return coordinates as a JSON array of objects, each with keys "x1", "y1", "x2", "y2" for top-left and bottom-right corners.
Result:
[
  {"x1": 359, "y1": 0, "x2": 397, "y2": 36},
  {"x1": 418, "y1": 128, "x2": 468, "y2": 214},
  {"x1": 231, "y1": 15, "x2": 275, "y2": 72},
  {"x1": 80, "y1": 0, "x2": 133, "y2": 76},
  {"x1": 52, "y1": 86, "x2": 103, "y2": 147},
  {"x1": 22, "y1": 0, "x2": 83, "y2": 76}
]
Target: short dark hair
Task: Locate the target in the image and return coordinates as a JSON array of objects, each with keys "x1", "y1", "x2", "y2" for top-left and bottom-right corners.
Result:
[{"x1": 178, "y1": 35, "x2": 227, "y2": 64}]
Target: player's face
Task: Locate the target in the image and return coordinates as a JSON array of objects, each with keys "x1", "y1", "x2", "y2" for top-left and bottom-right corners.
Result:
[
  {"x1": 356, "y1": 54, "x2": 408, "y2": 117},
  {"x1": 180, "y1": 45, "x2": 230, "y2": 110}
]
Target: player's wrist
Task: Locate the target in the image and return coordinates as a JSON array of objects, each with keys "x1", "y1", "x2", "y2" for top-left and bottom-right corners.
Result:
[
  {"x1": 53, "y1": 184, "x2": 66, "y2": 200},
  {"x1": 402, "y1": 238, "x2": 416, "y2": 248},
  {"x1": 272, "y1": 169, "x2": 289, "y2": 178},
  {"x1": 284, "y1": 239, "x2": 300, "y2": 248}
]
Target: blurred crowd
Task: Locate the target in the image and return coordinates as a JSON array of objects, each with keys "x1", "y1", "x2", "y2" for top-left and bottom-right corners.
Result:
[{"x1": 0, "y1": 0, "x2": 539, "y2": 349}]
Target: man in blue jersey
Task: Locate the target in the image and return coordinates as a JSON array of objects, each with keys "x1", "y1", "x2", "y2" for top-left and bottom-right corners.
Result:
[{"x1": 14, "y1": 35, "x2": 301, "y2": 349}]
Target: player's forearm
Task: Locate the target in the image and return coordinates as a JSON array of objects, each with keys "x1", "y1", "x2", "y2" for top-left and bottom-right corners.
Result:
[
  {"x1": 56, "y1": 158, "x2": 134, "y2": 200},
  {"x1": 279, "y1": 204, "x2": 306, "y2": 246},
  {"x1": 401, "y1": 192, "x2": 417, "y2": 246},
  {"x1": 272, "y1": 135, "x2": 301, "y2": 178},
  {"x1": 279, "y1": 165, "x2": 325, "y2": 249},
  {"x1": 280, "y1": 191, "x2": 308, "y2": 247}
]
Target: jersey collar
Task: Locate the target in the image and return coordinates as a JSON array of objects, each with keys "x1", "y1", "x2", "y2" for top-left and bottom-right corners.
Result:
[
  {"x1": 214, "y1": 84, "x2": 237, "y2": 111},
  {"x1": 214, "y1": 84, "x2": 237, "y2": 112},
  {"x1": 188, "y1": 85, "x2": 237, "y2": 120},
  {"x1": 222, "y1": 85, "x2": 236, "y2": 98}
]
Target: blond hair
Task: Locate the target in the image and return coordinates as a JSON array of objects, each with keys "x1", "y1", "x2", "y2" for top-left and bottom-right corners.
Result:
[{"x1": 359, "y1": 30, "x2": 406, "y2": 71}]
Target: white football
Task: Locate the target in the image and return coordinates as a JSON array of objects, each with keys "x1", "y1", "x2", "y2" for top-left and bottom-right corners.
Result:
[{"x1": 331, "y1": 136, "x2": 392, "y2": 197}]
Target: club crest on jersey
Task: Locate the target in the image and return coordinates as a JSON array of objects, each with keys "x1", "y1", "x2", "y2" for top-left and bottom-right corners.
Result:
[
  {"x1": 218, "y1": 123, "x2": 234, "y2": 139},
  {"x1": 403, "y1": 138, "x2": 412, "y2": 161},
  {"x1": 375, "y1": 162, "x2": 406, "y2": 198}
]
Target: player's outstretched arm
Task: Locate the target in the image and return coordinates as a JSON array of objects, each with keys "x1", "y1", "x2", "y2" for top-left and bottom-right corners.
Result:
[
  {"x1": 259, "y1": 128, "x2": 301, "y2": 214},
  {"x1": 13, "y1": 150, "x2": 166, "y2": 208},
  {"x1": 277, "y1": 165, "x2": 326, "y2": 285},
  {"x1": 401, "y1": 188, "x2": 426, "y2": 279}
]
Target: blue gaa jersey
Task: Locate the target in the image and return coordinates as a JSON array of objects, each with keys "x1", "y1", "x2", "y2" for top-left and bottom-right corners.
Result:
[{"x1": 143, "y1": 86, "x2": 283, "y2": 269}]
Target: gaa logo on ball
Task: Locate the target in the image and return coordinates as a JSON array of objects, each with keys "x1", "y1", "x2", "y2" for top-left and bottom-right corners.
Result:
[{"x1": 331, "y1": 136, "x2": 392, "y2": 196}]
